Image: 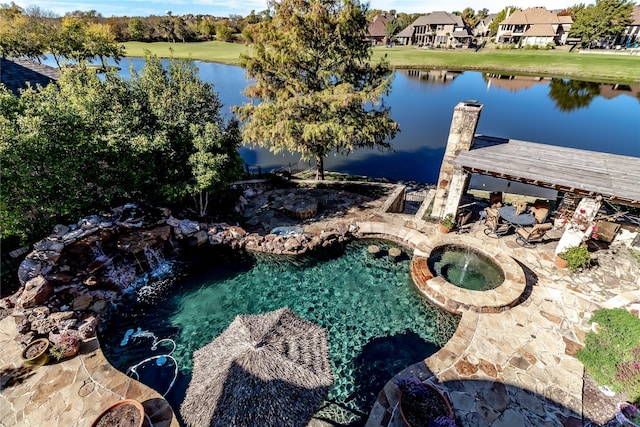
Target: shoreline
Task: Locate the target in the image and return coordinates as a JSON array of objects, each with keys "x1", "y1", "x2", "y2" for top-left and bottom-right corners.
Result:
[{"x1": 121, "y1": 41, "x2": 640, "y2": 84}]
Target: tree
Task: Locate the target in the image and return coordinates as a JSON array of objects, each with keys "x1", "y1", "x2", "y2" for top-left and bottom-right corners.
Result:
[
  {"x1": 84, "y1": 22, "x2": 123, "y2": 68},
  {"x1": 570, "y1": 0, "x2": 633, "y2": 45},
  {"x1": 385, "y1": 18, "x2": 400, "y2": 39},
  {"x1": 235, "y1": 0, "x2": 398, "y2": 180},
  {"x1": 462, "y1": 7, "x2": 476, "y2": 26},
  {"x1": 128, "y1": 18, "x2": 147, "y2": 41},
  {"x1": 215, "y1": 23, "x2": 234, "y2": 42},
  {"x1": 548, "y1": 78, "x2": 601, "y2": 111},
  {"x1": 1, "y1": 57, "x2": 242, "y2": 243},
  {"x1": 477, "y1": 8, "x2": 489, "y2": 19}
]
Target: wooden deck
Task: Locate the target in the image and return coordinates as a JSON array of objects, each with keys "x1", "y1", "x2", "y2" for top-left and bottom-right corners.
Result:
[{"x1": 453, "y1": 135, "x2": 640, "y2": 206}]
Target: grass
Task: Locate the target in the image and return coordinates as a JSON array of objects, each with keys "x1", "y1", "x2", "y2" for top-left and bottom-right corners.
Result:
[
  {"x1": 577, "y1": 308, "x2": 640, "y2": 402},
  {"x1": 122, "y1": 41, "x2": 640, "y2": 83},
  {"x1": 122, "y1": 41, "x2": 251, "y2": 65}
]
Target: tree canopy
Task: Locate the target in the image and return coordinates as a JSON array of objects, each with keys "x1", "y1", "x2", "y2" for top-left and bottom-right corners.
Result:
[
  {"x1": 235, "y1": 0, "x2": 398, "y2": 180},
  {"x1": 570, "y1": 0, "x2": 634, "y2": 44},
  {"x1": 0, "y1": 56, "x2": 242, "y2": 243}
]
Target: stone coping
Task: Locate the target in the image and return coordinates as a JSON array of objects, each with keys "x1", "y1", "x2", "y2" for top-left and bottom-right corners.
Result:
[{"x1": 355, "y1": 222, "x2": 527, "y2": 315}]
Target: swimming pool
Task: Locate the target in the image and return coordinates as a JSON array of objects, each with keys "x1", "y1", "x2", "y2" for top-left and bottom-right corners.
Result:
[{"x1": 99, "y1": 240, "x2": 460, "y2": 425}]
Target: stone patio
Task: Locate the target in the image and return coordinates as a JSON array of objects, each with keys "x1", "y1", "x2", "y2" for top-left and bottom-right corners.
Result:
[{"x1": 1, "y1": 183, "x2": 638, "y2": 426}]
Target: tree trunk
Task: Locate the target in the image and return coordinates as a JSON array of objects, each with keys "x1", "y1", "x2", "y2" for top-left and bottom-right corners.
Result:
[{"x1": 315, "y1": 156, "x2": 325, "y2": 180}]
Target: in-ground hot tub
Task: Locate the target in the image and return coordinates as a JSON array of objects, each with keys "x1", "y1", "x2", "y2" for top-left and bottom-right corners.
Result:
[
  {"x1": 428, "y1": 244, "x2": 505, "y2": 291},
  {"x1": 410, "y1": 235, "x2": 527, "y2": 315}
]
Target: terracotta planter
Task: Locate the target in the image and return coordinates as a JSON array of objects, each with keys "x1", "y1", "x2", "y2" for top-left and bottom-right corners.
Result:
[
  {"x1": 21, "y1": 338, "x2": 50, "y2": 366},
  {"x1": 62, "y1": 341, "x2": 81, "y2": 358},
  {"x1": 439, "y1": 224, "x2": 451, "y2": 234},
  {"x1": 555, "y1": 255, "x2": 568, "y2": 269},
  {"x1": 398, "y1": 384, "x2": 455, "y2": 427},
  {"x1": 91, "y1": 399, "x2": 145, "y2": 427}
]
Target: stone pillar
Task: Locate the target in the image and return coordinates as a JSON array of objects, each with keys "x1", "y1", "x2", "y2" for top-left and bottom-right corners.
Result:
[{"x1": 432, "y1": 101, "x2": 483, "y2": 218}]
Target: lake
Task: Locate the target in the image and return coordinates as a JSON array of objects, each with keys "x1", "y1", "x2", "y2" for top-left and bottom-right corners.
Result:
[{"x1": 42, "y1": 57, "x2": 640, "y2": 191}]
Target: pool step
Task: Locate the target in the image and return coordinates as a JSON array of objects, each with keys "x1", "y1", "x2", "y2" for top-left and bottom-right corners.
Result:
[{"x1": 410, "y1": 256, "x2": 433, "y2": 286}]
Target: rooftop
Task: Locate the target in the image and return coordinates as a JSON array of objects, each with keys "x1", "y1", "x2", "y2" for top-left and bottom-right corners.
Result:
[{"x1": 0, "y1": 58, "x2": 59, "y2": 95}]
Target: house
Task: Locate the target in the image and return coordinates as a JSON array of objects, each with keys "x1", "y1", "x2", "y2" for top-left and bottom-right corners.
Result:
[
  {"x1": 472, "y1": 13, "x2": 497, "y2": 38},
  {"x1": 618, "y1": 5, "x2": 640, "y2": 46},
  {"x1": 396, "y1": 11, "x2": 472, "y2": 47},
  {"x1": 367, "y1": 13, "x2": 391, "y2": 45},
  {"x1": 496, "y1": 7, "x2": 573, "y2": 47}
]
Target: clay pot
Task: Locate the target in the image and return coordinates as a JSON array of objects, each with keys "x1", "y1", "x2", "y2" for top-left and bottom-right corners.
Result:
[
  {"x1": 63, "y1": 341, "x2": 81, "y2": 358},
  {"x1": 555, "y1": 255, "x2": 568, "y2": 269},
  {"x1": 439, "y1": 224, "x2": 450, "y2": 234},
  {"x1": 91, "y1": 399, "x2": 145, "y2": 427},
  {"x1": 398, "y1": 383, "x2": 455, "y2": 427},
  {"x1": 21, "y1": 338, "x2": 50, "y2": 366}
]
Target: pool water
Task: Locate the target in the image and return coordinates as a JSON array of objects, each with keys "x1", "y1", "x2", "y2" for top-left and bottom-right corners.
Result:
[
  {"x1": 99, "y1": 240, "x2": 460, "y2": 425},
  {"x1": 428, "y1": 244, "x2": 505, "y2": 291}
]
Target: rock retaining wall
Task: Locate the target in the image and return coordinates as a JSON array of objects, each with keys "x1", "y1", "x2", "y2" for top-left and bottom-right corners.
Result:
[{"x1": 1, "y1": 202, "x2": 357, "y2": 348}]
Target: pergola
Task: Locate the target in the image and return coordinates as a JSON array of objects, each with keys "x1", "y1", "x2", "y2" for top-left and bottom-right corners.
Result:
[{"x1": 453, "y1": 135, "x2": 640, "y2": 207}]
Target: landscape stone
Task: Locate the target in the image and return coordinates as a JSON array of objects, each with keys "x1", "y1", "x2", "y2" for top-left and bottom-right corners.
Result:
[{"x1": 18, "y1": 275, "x2": 53, "y2": 308}]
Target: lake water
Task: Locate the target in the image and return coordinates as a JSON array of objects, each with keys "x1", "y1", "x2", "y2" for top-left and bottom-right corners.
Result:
[{"x1": 42, "y1": 57, "x2": 640, "y2": 190}]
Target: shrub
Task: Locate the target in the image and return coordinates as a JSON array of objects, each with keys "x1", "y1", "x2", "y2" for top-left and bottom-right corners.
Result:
[
  {"x1": 440, "y1": 214, "x2": 456, "y2": 231},
  {"x1": 577, "y1": 308, "x2": 640, "y2": 402},
  {"x1": 560, "y1": 245, "x2": 591, "y2": 272}
]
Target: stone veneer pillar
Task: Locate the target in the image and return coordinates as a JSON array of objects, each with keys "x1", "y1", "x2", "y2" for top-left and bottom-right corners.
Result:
[{"x1": 432, "y1": 101, "x2": 483, "y2": 219}]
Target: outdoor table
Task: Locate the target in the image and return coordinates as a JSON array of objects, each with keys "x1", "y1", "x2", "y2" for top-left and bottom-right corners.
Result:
[{"x1": 499, "y1": 205, "x2": 536, "y2": 226}]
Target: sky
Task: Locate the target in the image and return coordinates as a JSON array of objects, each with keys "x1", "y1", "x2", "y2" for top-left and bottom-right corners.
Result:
[{"x1": 10, "y1": 0, "x2": 576, "y2": 18}]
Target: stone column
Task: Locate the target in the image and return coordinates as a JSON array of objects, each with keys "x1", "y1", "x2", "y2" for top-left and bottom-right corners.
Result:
[{"x1": 432, "y1": 101, "x2": 483, "y2": 218}]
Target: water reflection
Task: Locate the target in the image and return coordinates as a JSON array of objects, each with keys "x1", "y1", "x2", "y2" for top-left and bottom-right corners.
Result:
[
  {"x1": 483, "y1": 73, "x2": 549, "y2": 92},
  {"x1": 480, "y1": 72, "x2": 640, "y2": 111},
  {"x1": 548, "y1": 78, "x2": 602, "y2": 112},
  {"x1": 401, "y1": 69, "x2": 462, "y2": 84}
]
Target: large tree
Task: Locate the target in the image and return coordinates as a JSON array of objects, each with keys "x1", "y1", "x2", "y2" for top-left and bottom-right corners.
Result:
[
  {"x1": 235, "y1": 0, "x2": 398, "y2": 180},
  {"x1": 570, "y1": 0, "x2": 634, "y2": 45}
]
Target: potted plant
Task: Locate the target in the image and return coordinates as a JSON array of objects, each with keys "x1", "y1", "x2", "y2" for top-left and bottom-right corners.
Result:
[
  {"x1": 22, "y1": 338, "x2": 50, "y2": 366},
  {"x1": 49, "y1": 332, "x2": 81, "y2": 361},
  {"x1": 91, "y1": 399, "x2": 145, "y2": 427},
  {"x1": 559, "y1": 245, "x2": 591, "y2": 272},
  {"x1": 616, "y1": 402, "x2": 640, "y2": 427},
  {"x1": 395, "y1": 377, "x2": 456, "y2": 427},
  {"x1": 439, "y1": 214, "x2": 455, "y2": 234}
]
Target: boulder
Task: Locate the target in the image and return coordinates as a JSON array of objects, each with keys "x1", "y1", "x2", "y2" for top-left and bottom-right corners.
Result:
[
  {"x1": 227, "y1": 226, "x2": 247, "y2": 239},
  {"x1": 284, "y1": 237, "x2": 303, "y2": 252},
  {"x1": 178, "y1": 219, "x2": 200, "y2": 236},
  {"x1": 188, "y1": 230, "x2": 209, "y2": 246},
  {"x1": 72, "y1": 295, "x2": 93, "y2": 311},
  {"x1": 18, "y1": 275, "x2": 53, "y2": 308},
  {"x1": 33, "y1": 239, "x2": 65, "y2": 253},
  {"x1": 18, "y1": 258, "x2": 42, "y2": 286},
  {"x1": 78, "y1": 315, "x2": 98, "y2": 339},
  {"x1": 52, "y1": 224, "x2": 70, "y2": 238}
]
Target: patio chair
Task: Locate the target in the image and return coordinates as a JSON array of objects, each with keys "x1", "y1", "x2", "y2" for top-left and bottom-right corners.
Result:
[
  {"x1": 483, "y1": 207, "x2": 511, "y2": 238},
  {"x1": 515, "y1": 222, "x2": 553, "y2": 247},
  {"x1": 529, "y1": 202, "x2": 550, "y2": 224},
  {"x1": 456, "y1": 207, "x2": 473, "y2": 234}
]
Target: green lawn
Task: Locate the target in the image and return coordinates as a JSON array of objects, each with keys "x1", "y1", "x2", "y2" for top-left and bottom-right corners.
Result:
[{"x1": 122, "y1": 41, "x2": 640, "y2": 83}]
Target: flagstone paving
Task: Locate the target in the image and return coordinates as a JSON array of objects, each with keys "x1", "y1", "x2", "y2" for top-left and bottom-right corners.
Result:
[
  {"x1": 363, "y1": 213, "x2": 640, "y2": 427},
  {"x1": 1, "y1": 185, "x2": 639, "y2": 426}
]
